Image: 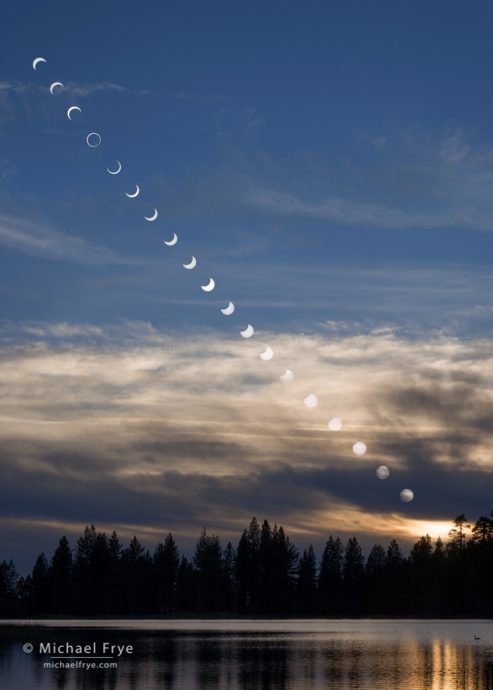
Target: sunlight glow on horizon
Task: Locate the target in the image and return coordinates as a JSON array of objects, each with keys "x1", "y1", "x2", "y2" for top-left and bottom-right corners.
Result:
[{"x1": 406, "y1": 520, "x2": 454, "y2": 540}]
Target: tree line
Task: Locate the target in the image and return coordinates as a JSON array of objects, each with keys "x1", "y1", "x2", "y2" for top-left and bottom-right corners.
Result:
[{"x1": 0, "y1": 512, "x2": 492, "y2": 617}]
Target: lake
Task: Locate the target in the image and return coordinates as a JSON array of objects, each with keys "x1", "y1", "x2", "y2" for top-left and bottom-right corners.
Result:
[{"x1": 0, "y1": 619, "x2": 492, "y2": 689}]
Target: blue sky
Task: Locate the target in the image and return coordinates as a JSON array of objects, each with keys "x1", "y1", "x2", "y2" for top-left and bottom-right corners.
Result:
[
  {"x1": 2, "y1": 1, "x2": 493, "y2": 334},
  {"x1": 1, "y1": 2, "x2": 493, "y2": 569}
]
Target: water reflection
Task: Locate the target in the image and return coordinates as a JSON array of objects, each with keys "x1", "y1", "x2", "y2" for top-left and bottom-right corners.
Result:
[{"x1": 0, "y1": 622, "x2": 491, "y2": 690}]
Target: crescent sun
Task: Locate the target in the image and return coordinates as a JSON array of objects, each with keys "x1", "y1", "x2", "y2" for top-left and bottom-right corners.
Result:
[
  {"x1": 106, "y1": 161, "x2": 122, "y2": 175},
  {"x1": 163, "y1": 233, "x2": 178, "y2": 246},
  {"x1": 259, "y1": 347, "x2": 274, "y2": 361},
  {"x1": 240, "y1": 324, "x2": 255, "y2": 338},
  {"x1": 221, "y1": 301, "x2": 235, "y2": 316},
  {"x1": 201, "y1": 278, "x2": 215, "y2": 292},
  {"x1": 125, "y1": 185, "x2": 140, "y2": 199},
  {"x1": 66, "y1": 106, "x2": 82, "y2": 120},
  {"x1": 280, "y1": 369, "x2": 294, "y2": 382},
  {"x1": 183, "y1": 256, "x2": 197, "y2": 270},
  {"x1": 49, "y1": 81, "x2": 64, "y2": 95},
  {"x1": 144, "y1": 209, "x2": 158, "y2": 222},
  {"x1": 32, "y1": 57, "x2": 47, "y2": 70}
]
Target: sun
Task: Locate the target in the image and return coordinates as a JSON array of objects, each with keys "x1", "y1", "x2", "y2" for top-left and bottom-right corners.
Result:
[{"x1": 408, "y1": 520, "x2": 453, "y2": 540}]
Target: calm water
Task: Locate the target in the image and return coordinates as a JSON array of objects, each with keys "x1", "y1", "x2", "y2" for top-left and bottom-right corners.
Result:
[{"x1": 0, "y1": 619, "x2": 492, "y2": 689}]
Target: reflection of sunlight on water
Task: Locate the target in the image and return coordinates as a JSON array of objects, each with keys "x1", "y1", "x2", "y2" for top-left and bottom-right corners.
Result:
[
  {"x1": 0, "y1": 622, "x2": 492, "y2": 689},
  {"x1": 431, "y1": 638, "x2": 451, "y2": 690},
  {"x1": 424, "y1": 639, "x2": 485, "y2": 690}
]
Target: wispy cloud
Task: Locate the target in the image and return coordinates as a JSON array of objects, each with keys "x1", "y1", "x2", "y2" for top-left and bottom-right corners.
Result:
[
  {"x1": 247, "y1": 189, "x2": 493, "y2": 231},
  {"x1": 240, "y1": 107, "x2": 263, "y2": 135},
  {"x1": 215, "y1": 124, "x2": 493, "y2": 232},
  {"x1": 20, "y1": 323, "x2": 105, "y2": 339},
  {"x1": 0, "y1": 212, "x2": 135, "y2": 265},
  {"x1": 0, "y1": 81, "x2": 30, "y2": 95},
  {"x1": 61, "y1": 81, "x2": 153, "y2": 98},
  {"x1": 0, "y1": 80, "x2": 152, "y2": 126},
  {"x1": 0, "y1": 80, "x2": 151, "y2": 98},
  {"x1": 355, "y1": 130, "x2": 388, "y2": 149},
  {"x1": 440, "y1": 128, "x2": 471, "y2": 165},
  {"x1": 0, "y1": 157, "x2": 15, "y2": 183}
]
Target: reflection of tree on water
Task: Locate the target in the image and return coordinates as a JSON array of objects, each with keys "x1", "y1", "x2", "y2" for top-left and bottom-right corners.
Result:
[
  {"x1": 0, "y1": 627, "x2": 493, "y2": 689},
  {"x1": 153, "y1": 636, "x2": 177, "y2": 690},
  {"x1": 195, "y1": 636, "x2": 222, "y2": 689},
  {"x1": 485, "y1": 660, "x2": 493, "y2": 689},
  {"x1": 53, "y1": 665, "x2": 68, "y2": 689},
  {"x1": 0, "y1": 630, "x2": 15, "y2": 681},
  {"x1": 237, "y1": 637, "x2": 290, "y2": 690}
]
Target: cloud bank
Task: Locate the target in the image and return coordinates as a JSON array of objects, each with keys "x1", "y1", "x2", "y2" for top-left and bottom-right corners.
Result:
[
  {"x1": 0, "y1": 322, "x2": 491, "y2": 568},
  {"x1": 0, "y1": 213, "x2": 134, "y2": 265}
]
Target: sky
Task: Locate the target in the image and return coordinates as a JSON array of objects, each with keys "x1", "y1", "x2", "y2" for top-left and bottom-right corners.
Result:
[{"x1": 1, "y1": 1, "x2": 492, "y2": 571}]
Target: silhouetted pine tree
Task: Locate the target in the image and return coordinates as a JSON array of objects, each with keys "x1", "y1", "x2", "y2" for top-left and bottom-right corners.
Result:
[
  {"x1": 49, "y1": 536, "x2": 73, "y2": 614},
  {"x1": 194, "y1": 529, "x2": 223, "y2": 612},
  {"x1": 246, "y1": 517, "x2": 261, "y2": 613},
  {"x1": 268, "y1": 525, "x2": 298, "y2": 614},
  {"x1": 384, "y1": 539, "x2": 406, "y2": 614},
  {"x1": 258, "y1": 519, "x2": 273, "y2": 614},
  {"x1": 30, "y1": 553, "x2": 49, "y2": 614},
  {"x1": 0, "y1": 560, "x2": 19, "y2": 615},
  {"x1": 342, "y1": 537, "x2": 365, "y2": 614},
  {"x1": 430, "y1": 537, "x2": 447, "y2": 615},
  {"x1": 91, "y1": 532, "x2": 113, "y2": 614},
  {"x1": 108, "y1": 531, "x2": 122, "y2": 613},
  {"x1": 176, "y1": 555, "x2": 197, "y2": 612},
  {"x1": 446, "y1": 515, "x2": 471, "y2": 615},
  {"x1": 449, "y1": 514, "x2": 470, "y2": 553},
  {"x1": 16, "y1": 574, "x2": 32, "y2": 613},
  {"x1": 468, "y1": 514, "x2": 493, "y2": 614},
  {"x1": 73, "y1": 525, "x2": 97, "y2": 614},
  {"x1": 235, "y1": 530, "x2": 250, "y2": 613},
  {"x1": 222, "y1": 542, "x2": 236, "y2": 612},
  {"x1": 153, "y1": 533, "x2": 180, "y2": 615},
  {"x1": 365, "y1": 544, "x2": 386, "y2": 614},
  {"x1": 121, "y1": 536, "x2": 152, "y2": 614},
  {"x1": 318, "y1": 536, "x2": 343, "y2": 615},
  {"x1": 409, "y1": 535, "x2": 434, "y2": 614},
  {"x1": 297, "y1": 545, "x2": 317, "y2": 614},
  {"x1": 471, "y1": 515, "x2": 493, "y2": 544}
]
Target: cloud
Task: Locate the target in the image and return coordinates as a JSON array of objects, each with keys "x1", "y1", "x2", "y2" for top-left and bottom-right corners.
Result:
[
  {"x1": 0, "y1": 80, "x2": 150, "y2": 98},
  {"x1": 0, "y1": 80, "x2": 151, "y2": 127},
  {"x1": 0, "y1": 212, "x2": 135, "y2": 265},
  {"x1": 240, "y1": 107, "x2": 263, "y2": 135},
  {"x1": 0, "y1": 157, "x2": 15, "y2": 183},
  {"x1": 0, "y1": 322, "x2": 491, "y2": 566},
  {"x1": 355, "y1": 130, "x2": 388, "y2": 149},
  {"x1": 21, "y1": 323, "x2": 105, "y2": 339},
  {"x1": 218, "y1": 124, "x2": 493, "y2": 233},
  {"x1": 440, "y1": 128, "x2": 470, "y2": 165},
  {"x1": 0, "y1": 81, "x2": 30, "y2": 95},
  {"x1": 247, "y1": 189, "x2": 493, "y2": 231},
  {"x1": 61, "y1": 81, "x2": 153, "y2": 98}
]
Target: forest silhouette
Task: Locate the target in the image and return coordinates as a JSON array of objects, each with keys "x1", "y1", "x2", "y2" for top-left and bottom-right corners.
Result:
[{"x1": 0, "y1": 512, "x2": 492, "y2": 617}]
